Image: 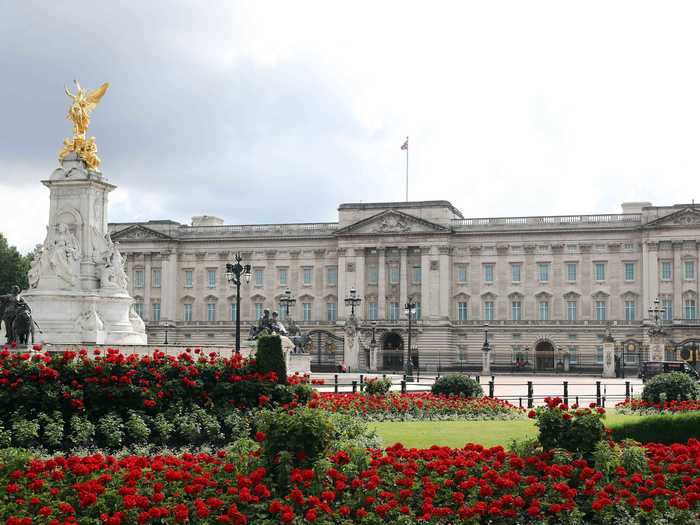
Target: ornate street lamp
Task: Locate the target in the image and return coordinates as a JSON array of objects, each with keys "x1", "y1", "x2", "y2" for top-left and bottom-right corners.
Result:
[
  {"x1": 369, "y1": 320, "x2": 377, "y2": 369},
  {"x1": 344, "y1": 288, "x2": 362, "y2": 317},
  {"x1": 405, "y1": 297, "x2": 417, "y2": 381},
  {"x1": 279, "y1": 289, "x2": 297, "y2": 320},
  {"x1": 481, "y1": 323, "x2": 492, "y2": 375},
  {"x1": 163, "y1": 322, "x2": 173, "y2": 345},
  {"x1": 225, "y1": 253, "x2": 251, "y2": 354}
]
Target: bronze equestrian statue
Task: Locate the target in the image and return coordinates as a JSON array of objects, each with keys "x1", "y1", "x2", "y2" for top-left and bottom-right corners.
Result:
[{"x1": 0, "y1": 286, "x2": 33, "y2": 346}]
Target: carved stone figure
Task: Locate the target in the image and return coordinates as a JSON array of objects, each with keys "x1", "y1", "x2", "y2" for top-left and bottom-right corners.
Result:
[
  {"x1": 75, "y1": 308, "x2": 104, "y2": 333},
  {"x1": 129, "y1": 304, "x2": 146, "y2": 334},
  {"x1": 377, "y1": 214, "x2": 411, "y2": 233},
  {"x1": 33, "y1": 223, "x2": 81, "y2": 288},
  {"x1": 99, "y1": 240, "x2": 128, "y2": 290}
]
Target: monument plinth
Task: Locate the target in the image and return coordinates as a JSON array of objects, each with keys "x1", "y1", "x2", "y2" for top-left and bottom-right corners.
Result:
[{"x1": 23, "y1": 81, "x2": 147, "y2": 345}]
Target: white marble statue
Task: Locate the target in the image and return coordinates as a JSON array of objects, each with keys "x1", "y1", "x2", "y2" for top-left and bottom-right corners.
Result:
[{"x1": 29, "y1": 223, "x2": 81, "y2": 288}]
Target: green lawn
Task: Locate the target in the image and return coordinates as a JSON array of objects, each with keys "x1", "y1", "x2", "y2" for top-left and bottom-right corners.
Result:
[{"x1": 370, "y1": 410, "x2": 650, "y2": 449}]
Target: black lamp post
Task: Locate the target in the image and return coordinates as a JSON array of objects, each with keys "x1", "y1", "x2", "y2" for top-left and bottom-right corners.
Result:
[
  {"x1": 344, "y1": 288, "x2": 362, "y2": 317},
  {"x1": 279, "y1": 289, "x2": 296, "y2": 320},
  {"x1": 405, "y1": 297, "x2": 417, "y2": 381},
  {"x1": 163, "y1": 322, "x2": 172, "y2": 345},
  {"x1": 481, "y1": 323, "x2": 491, "y2": 373},
  {"x1": 225, "y1": 253, "x2": 251, "y2": 354}
]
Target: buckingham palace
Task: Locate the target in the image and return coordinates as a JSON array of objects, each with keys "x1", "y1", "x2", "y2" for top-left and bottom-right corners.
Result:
[{"x1": 108, "y1": 200, "x2": 700, "y2": 373}]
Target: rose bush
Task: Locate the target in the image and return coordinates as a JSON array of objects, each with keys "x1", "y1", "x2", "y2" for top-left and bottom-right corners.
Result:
[
  {"x1": 1, "y1": 439, "x2": 700, "y2": 524},
  {"x1": 616, "y1": 398, "x2": 700, "y2": 414}
]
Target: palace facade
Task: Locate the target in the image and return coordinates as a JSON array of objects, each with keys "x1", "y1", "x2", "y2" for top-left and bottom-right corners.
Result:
[{"x1": 109, "y1": 200, "x2": 700, "y2": 373}]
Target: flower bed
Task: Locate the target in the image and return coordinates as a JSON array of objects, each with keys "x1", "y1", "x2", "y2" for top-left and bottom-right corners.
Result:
[
  {"x1": 2, "y1": 439, "x2": 700, "y2": 524},
  {"x1": 616, "y1": 399, "x2": 700, "y2": 414},
  {"x1": 0, "y1": 348, "x2": 292, "y2": 450},
  {"x1": 309, "y1": 392, "x2": 523, "y2": 421}
]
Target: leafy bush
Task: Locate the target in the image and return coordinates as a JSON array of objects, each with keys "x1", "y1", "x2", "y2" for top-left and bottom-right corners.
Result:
[
  {"x1": 431, "y1": 374, "x2": 483, "y2": 397},
  {"x1": 256, "y1": 335, "x2": 287, "y2": 385},
  {"x1": 68, "y1": 415, "x2": 95, "y2": 448},
  {"x1": 609, "y1": 412, "x2": 700, "y2": 444},
  {"x1": 97, "y1": 413, "x2": 124, "y2": 448},
  {"x1": 125, "y1": 411, "x2": 151, "y2": 443},
  {"x1": 531, "y1": 397, "x2": 605, "y2": 456},
  {"x1": 364, "y1": 377, "x2": 392, "y2": 396},
  {"x1": 290, "y1": 383, "x2": 315, "y2": 404},
  {"x1": 642, "y1": 372, "x2": 699, "y2": 404}
]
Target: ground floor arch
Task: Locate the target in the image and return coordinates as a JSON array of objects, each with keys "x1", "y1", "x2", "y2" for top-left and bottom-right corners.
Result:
[
  {"x1": 535, "y1": 339, "x2": 556, "y2": 370},
  {"x1": 382, "y1": 332, "x2": 404, "y2": 370}
]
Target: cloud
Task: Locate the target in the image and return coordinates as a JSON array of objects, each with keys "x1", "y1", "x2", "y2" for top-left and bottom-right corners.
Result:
[{"x1": 1, "y1": 1, "x2": 699, "y2": 253}]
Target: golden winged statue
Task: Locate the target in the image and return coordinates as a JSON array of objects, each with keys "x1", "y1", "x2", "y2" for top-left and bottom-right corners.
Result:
[{"x1": 58, "y1": 80, "x2": 109, "y2": 170}]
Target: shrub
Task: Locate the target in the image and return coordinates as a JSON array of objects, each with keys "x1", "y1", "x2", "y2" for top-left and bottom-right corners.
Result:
[
  {"x1": 38, "y1": 412, "x2": 64, "y2": 449},
  {"x1": 125, "y1": 411, "x2": 151, "y2": 443},
  {"x1": 431, "y1": 374, "x2": 483, "y2": 397},
  {"x1": 531, "y1": 397, "x2": 605, "y2": 456},
  {"x1": 97, "y1": 413, "x2": 124, "y2": 449},
  {"x1": 642, "y1": 372, "x2": 699, "y2": 404},
  {"x1": 609, "y1": 412, "x2": 700, "y2": 444},
  {"x1": 68, "y1": 415, "x2": 95, "y2": 448},
  {"x1": 256, "y1": 408, "x2": 335, "y2": 471},
  {"x1": 364, "y1": 377, "x2": 392, "y2": 396},
  {"x1": 290, "y1": 383, "x2": 315, "y2": 404},
  {"x1": 256, "y1": 335, "x2": 287, "y2": 385}
]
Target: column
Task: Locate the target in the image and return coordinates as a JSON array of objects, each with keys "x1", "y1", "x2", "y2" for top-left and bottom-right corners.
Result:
[
  {"x1": 438, "y1": 246, "x2": 451, "y2": 318},
  {"x1": 641, "y1": 241, "x2": 651, "y2": 320},
  {"x1": 144, "y1": 254, "x2": 152, "y2": 320},
  {"x1": 399, "y1": 247, "x2": 408, "y2": 309},
  {"x1": 673, "y1": 242, "x2": 683, "y2": 319},
  {"x1": 337, "y1": 248, "x2": 347, "y2": 320},
  {"x1": 377, "y1": 248, "x2": 386, "y2": 319},
  {"x1": 647, "y1": 243, "x2": 659, "y2": 315},
  {"x1": 161, "y1": 250, "x2": 178, "y2": 320},
  {"x1": 420, "y1": 246, "x2": 432, "y2": 319},
  {"x1": 355, "y1": 248, "x2": 366, "y2": 318}
]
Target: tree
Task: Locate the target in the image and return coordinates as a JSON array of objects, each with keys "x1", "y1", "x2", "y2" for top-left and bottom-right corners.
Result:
[{"x1": 0, "y1": 233, "x2": 31, "y2": 294}]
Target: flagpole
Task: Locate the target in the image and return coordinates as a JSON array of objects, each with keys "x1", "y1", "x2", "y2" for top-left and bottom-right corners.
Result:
[{"x1": 405, "y1": 136, "x2": 409, "y2": 202}]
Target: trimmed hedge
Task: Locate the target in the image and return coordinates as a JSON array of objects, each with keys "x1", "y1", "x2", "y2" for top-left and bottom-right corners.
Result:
[
  {"x1": 609, "y1": 413, "x2": 700, "y2": 444},
  {"x1": 256, "y1": 335, "x2": 287, "y2": 385},
  {"x1": 431, "y1": 374, "x2": 483, "y2": 397},
  {"x1": 642, "y1": 372, "x2": 699, "y2": 404}
]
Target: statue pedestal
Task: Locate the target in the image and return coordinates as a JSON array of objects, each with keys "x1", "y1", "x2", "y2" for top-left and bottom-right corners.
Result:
[
  {"x1": 343, "y1": 317, "x2": 360, "y2": 371},
  {"x1": 23, "y1": 154, "x2": 146, "y2": 345},
  {"x1": 243, "y1": 337, "x2": 311, "y2": 375},
  {"x1": 602, "y1": 341, "x2": 616, "y2": 378}
]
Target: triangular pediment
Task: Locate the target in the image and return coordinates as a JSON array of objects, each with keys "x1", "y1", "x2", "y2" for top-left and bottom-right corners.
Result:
[
  {"x1": 645, "y1": 208, "x2": 700, "y2": 228},
  {"x1": 111, "y1": 224, "x2": 174, "y2": 241},
  {"x1": 334, "y1": 210, "x2": 450, "y2": 236}
]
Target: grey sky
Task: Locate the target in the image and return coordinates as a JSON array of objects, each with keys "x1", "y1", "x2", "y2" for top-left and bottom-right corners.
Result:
[{"x1": 1, "y1": 1, "x2": 699, "y2": 253}]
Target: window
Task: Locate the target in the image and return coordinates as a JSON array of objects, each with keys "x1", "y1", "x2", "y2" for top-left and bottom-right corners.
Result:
[
  {"x1": 303, "y1": 303, "x2": 312, "y2": 321},
  {"x1": 538, "y1": 301, "x2": 550, "y2": 321},
  {"x1": 134, "y1": 270, "x2": 144, "y2": 288},
  {"x1": 183, "y1": 303, "x2": 193, "y2": 321},
  {"x1": 327, "y1": 267, "x2": 338, "y2": 285},
  {"x1": 389, "y1": 265, "x2": 400, "y2": 284},
  {"x1": 388, "y1": 302, "x2": 400, "y2": 321},
  {"x1": 661, "y1": 261, "x2": 672, "y2": 281},
  {"x1": 483, "y1": 301, "x2": 494, "y2": 321},
  {"x1": 456, "y1": 264, "x2": 468, "y2": 283},
  {"x1": 184, "y1": 270, "x2": 193, "y2": 288},
  {"x1": 152, "y1": 302, "x2": 161, "y2": 321},
  {"x1": 685, "y1": 299, "x2": 697, "y2": 320},
  {"x1": 133, "y1": 302, "x2": 144, "y2": 318},
  {"x1": 303, "y1": 267, "x2": 313, "y2": 285},
  {"x1": 230, "y1": 303, "x2": 238, "y2": 321},
  {"x1": 207, "y1": 303, "x2": 216, "y2": 322},
  {"x1": 511, "y1": 263, "x2": 521, "y2": 283},
  {"x1": 662, "y1": 298, "x2": 673, "y2": 321},
  {"x1": 684, "y1": 260, "x2": 696, "y2": 280},
  {"x1": 568, "y1": 346, "x2": 578, "y2": 365},
  {"x1": 483, "y1": 264, "x2": 494, "y2": 283},
  {"x1": 254, "y1": 269, "x2": 264, "y2": 286},
  {"x1": 567, "y1": 300, "x2": 577, "y2": 321},
  {"x1": 457, "y1": 302, "x2": 468, "y2": 321},
  {"x1": 414, "y1": 302, "x2": 422, "y2": 320},
  {"x1": 624, "y1": 300, "x2": 636, "y2": 321},
  {"x1": 255, "y1": 303, "x2": 263, "y2": 320},
  {"x1": 566, "y1": 262, "x2": 577, "y2": 282},
  {"x1": 207, "y1": 270, "x2": 216, "y2": 288},
  {"x1": 624, "y1": 263, "x2": 635, "y2": 281},
  {"x1": 278, "y1": 268, "x2": 288, "y2": 286},
  {"x1": 596, "y1": 346, "x2": 604, "y2": 365},
  {"x1": 367, "y1": 266, "x2": 378, "y2": 285},
  {"x1": 511, "y1": 301, "x2": 522, "y2": 321},
  {"x1": 368, "y1": 302, "x2": 378, "y2": 320},
  {"x1": 538, "y1": 263, "x2": 550, "y2": 282},
  {"x1": 327, "y1": 303, "x2": 337, "y2": 321},
  {"x1": 594, "y1": 262, "x2": 606, "y2": 281},
  {"x1": 152, "y1": 269, "x2": 161, "y2": 288},
  {"x1": 412, "y1": 266, "x2": 422, "y2": 284},
  {"x1": 595, "y1": 300, "x2": 607, "y2": 321}
]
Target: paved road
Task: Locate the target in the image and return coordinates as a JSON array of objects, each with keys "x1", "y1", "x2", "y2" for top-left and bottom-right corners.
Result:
[{"x1": 310, "y1": 372, "x2": 643, "y2": 407}]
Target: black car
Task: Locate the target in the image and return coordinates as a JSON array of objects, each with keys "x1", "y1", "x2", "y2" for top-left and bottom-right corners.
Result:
[{"x1": 640, "y1": 361, "x2": 700, "y2": 383}]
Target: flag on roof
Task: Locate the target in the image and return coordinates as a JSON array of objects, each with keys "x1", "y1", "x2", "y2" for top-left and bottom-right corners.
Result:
[{"x1": 401, "y1": 138, "x2": 408, "y2": 150}]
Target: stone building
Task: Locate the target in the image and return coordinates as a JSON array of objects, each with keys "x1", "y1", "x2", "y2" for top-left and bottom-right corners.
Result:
[{"x1": 109, "y1": 200, "x2": 700, "y2": 373}]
